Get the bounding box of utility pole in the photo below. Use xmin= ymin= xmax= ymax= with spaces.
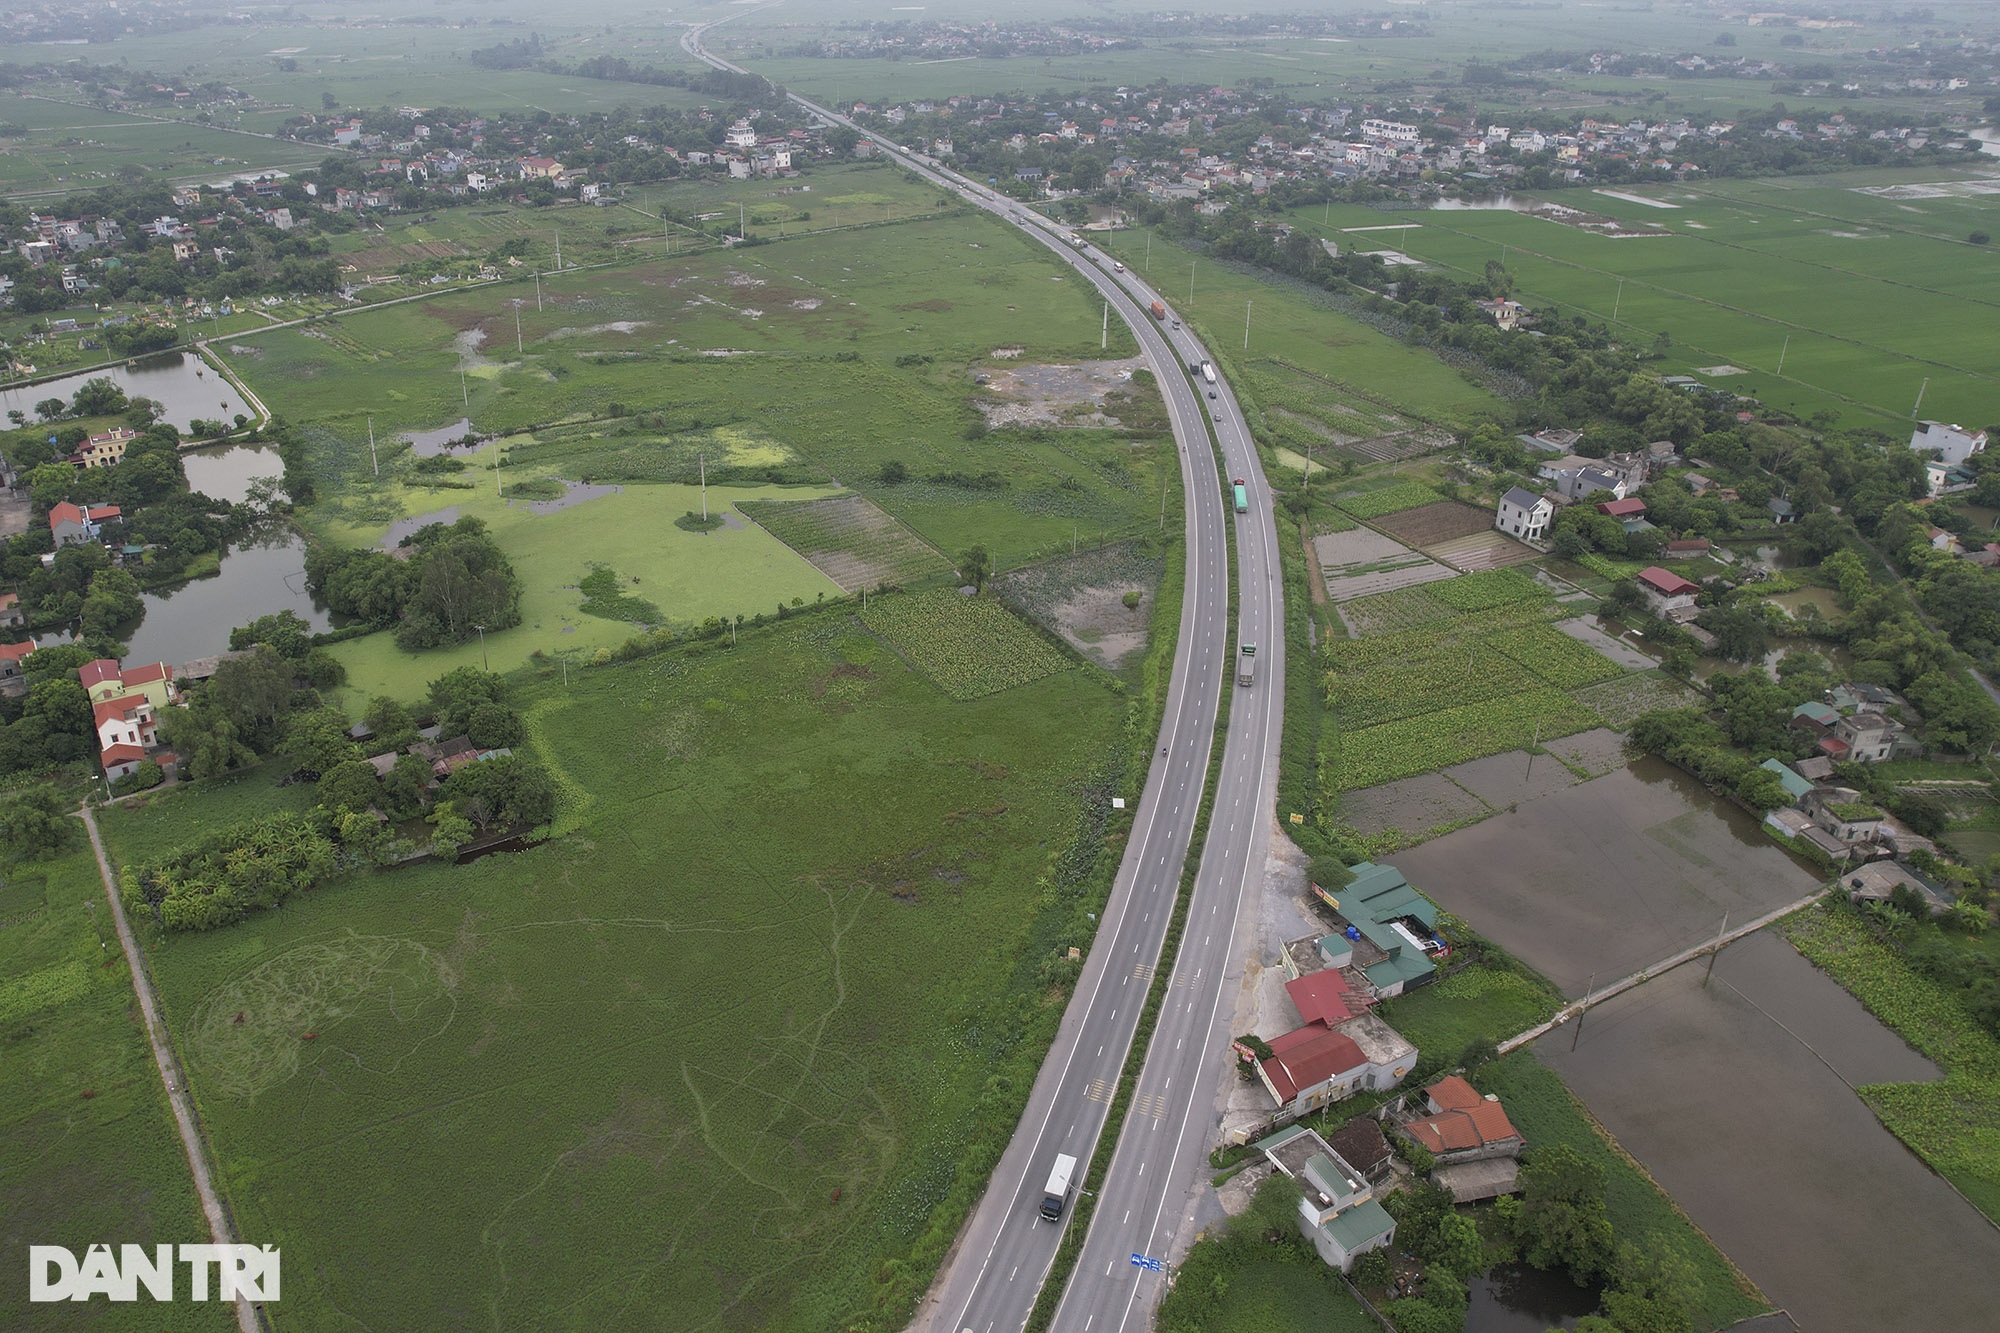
xmin=1159 ymin=469 xmax=1168 ymax=528
xmin=493 ymin=436 xmax=501 ymax=495
xmin=1101 ymin=299 xmax=1109 ymax=350
xmin=553 ymin=227 xmax=561 ymax=270
xmin=367 ymin=416 xmax=378 ymax=477
xmin=699 ymin=451 xmax=708 ymax=521
xmin=1524 ymin=717 xmax=1542 ymax=781
xmin=1144 ymin=229 xmax=1151 ymax=271
xmin=1912 ymin=376 xmax=1929 ymax=419
xmin=1777 ymin=334 xmax=1789 ymax=376
xmin=739 ymin=201 xmax=746 ymax=241
xmin=460 ymin=367 xmax=468 ymax=407
xmin=1613 ymin=278 xmax=1624 ymax=322
xmin=1571 ymin=971 xmax=1596 ymax=1051
xmin=1243 ymin=297 xmax=1252 ymax=351
xmin=513 ymin=300 xmax=523 ymax=354
xmin=535 ymin=269 xmax=543 ymax=313
xmin=474 ymin=624 xmax=488 ymax=672
xmin=1702 ymin=912 xmax=1729 ymax=988
xmin=1188 ymin=257 xmax=1195 ymax=308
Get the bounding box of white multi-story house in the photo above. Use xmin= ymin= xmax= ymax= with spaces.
xmin=1910 ymin=421 xmax=1987 ymax=467
xmin=1495 ymin=486 xmax=1553 ymax=542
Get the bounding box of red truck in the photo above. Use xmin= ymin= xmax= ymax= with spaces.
xmin=1149 ymin=300 xmax=1167 ymax=321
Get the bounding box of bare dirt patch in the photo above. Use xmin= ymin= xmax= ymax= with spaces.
xmin=1374 ymin=500 xmax=1494 ymax=549
xmin=737 ymin=493 xmax=948 ymax=592
xmin=1312 ymin=527 xmax=1456 ymax=601
xmin=974 ymin=356 xmax=1150 ymax=429
xmin=1426 ymin=529 xmax=1540 ymax=572
xmin=1338 ymin=772 xmax=1492 ymax=838
xmin=995 ymin=541 xmax=1163 ymax=676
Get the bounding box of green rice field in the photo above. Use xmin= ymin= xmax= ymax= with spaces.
xmin=100 ymin=607 xmax=1128 ymax=1332
xmin=1289 ymin=166 xmax=2000 ymax=429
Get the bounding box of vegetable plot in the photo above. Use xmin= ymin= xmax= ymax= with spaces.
xmin=862 ymin=588 xmax=1071 ymax=699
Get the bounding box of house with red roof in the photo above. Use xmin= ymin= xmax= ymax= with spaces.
xmin=1595 ymin=496 xmax=1647 ymax=519
xmin=1635 ymin=565 xmax=1699 ymax=615
xmin=0 ymin=639 xmax=34 ymax=695
xmin=48 ymin=501 xmax=122 ymax=547
xmin=1395 ymin=1074 xmax=1524 ymax=1202
xmin=78 ymin=658 xmax=176 ymax=779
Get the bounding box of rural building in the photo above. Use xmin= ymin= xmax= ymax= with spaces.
xmin=1909 ymin=421 xmax=1986 ymax=467
xmin=72 ymin=427 xmax=137 ymax=469
xmin=1256 ymin=1124 xmax=1398 ymax=1273
xmin=1804 ymin=787 xmax=1892 ymax=846
xmin=1843 ymin=862 xmax=1954 ymax=916
xmin=1663 ymin=537 xmax=1712 ymax=560
xmin=1764 ymin=806 xmax=1854 ymax=862
xmin=1327 ymin=1116 xmax=1395 ymax=1184
xmin=1494 ymin=487 xmax=1553 ymax=542
xmin=0 ymin=591 xmax=22 ymax=628
xmin=1476 ymin=298 xmax=1525 ymax=329
xmin=1595 ymin=496 xmax=1647 ymax=520
xmin=48 ymin=501 xmax=122 ymax=547
xmin=1767 ymin=497 xmax=1798 ymax=524
xmin=1310 ymin=861 xmax=1446 ymax=998
xmin=1635 ymin=566 xmax=1699 ymax=615
xmin=78 ymin=658 xmax=176 ymax=778
xmin=0 ymin=640 xmax=34 ymax=694
xmin=1926 ymin=459 xmax=1977 ymax=498
xmin=1515 ymin=427 xmax=1582 ymax=454
xmin=1395 ymin=1075 xmax=1525 ymax=1203
xmin=1758 ymin=758 xmax=1813 ymax=806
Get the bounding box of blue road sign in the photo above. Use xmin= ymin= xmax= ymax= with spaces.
xmin=1129 ymin=1253 xmax=1165 ymax=1273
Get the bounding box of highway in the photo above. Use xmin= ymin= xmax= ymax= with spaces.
xmin=684 ymin=19 xmax=1286 ymax=1332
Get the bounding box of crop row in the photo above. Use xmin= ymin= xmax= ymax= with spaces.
xmin=1333 ymin=688 xmax=1602 ymax=790
xmin=1427 ymin=566 xmax=1550 ymax=612
xmin=860 ymin=588 xmax=1071 ymax=700
xmin=1488 ymin=623 xmax=1625 ymax=689
xmin=1334 ymin=480 xmax=1444 ymax=521
xmin=1324 ymin=643 xmax=1539 ymax=729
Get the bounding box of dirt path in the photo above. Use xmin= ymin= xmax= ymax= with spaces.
xmin=79 ymin=806 xmax=263 ymax=1333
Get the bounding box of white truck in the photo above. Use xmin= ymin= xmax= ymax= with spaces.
xmin=1040 ymin=1153 xmax=1078 ymax=1221
xmin=1237 ymin=642 xmax=1256 ymax=687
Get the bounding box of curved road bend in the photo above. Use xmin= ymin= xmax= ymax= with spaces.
xmin=685 ymin=20 xmax=1286 ymax=1333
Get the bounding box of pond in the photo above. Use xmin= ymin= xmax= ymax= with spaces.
xmin=401 ymin=417 xmax=479 ymax=458
xmin=118 ymin=528 xmax=341 ymax=669
xmin=1 ymin=351 xmax=252 ymax=434
xmin=181 ymin=441 xmax=285 ymax=506
xmin=1465 ymin=1263 xmax=1598 ymax=1333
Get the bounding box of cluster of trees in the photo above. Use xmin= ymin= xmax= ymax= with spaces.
xmin=157 ymin=638 xmax=345 ymax=781
xmin=0 ymin=182 xmax=341 ymax=312
xmin=124 ymin=811 xmax=336 ymax=932
xmin=303 ymin=517 xmax=522 ymax=649
xmin=1377 ymin=1144 xmax=1706 ymax=1333
xmin=294 ymin=667 xmax=552 ymax=863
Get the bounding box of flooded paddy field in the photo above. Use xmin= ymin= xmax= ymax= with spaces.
xmin=1391 ymin=758 xmax=1818 ymax=994
xmin=1539 ymin=931 xmax=2000 ymax=1333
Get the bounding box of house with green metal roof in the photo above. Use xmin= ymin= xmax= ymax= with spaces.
xmin=1309 ymin=861 xmax=1443 ymax=998
xmin=1252 ymin=1123 xmax=1398 ymax=1273
xmin=1758 ymin=758 xmax=1812 ymax=806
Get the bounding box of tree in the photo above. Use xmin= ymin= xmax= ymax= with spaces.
xmin=428 ymin=667 xmax=508 ymax=735
xmin=464 ymin=700 xmax=526 ymax=750
xmin=230 ymin=610 xmax=313 ymax=657
xmin=428 ymin=800 xmax=475 ymax=858
xmin=318 ymin=759 xmax=384 ymax=816
xmin=158 ymin=710 xmax=255 ymax=780
xmin=35 ymin=397 xmax=67 ymax=422
xmin=362 ymin=695 xmax=417 ymax=752
xmin=959 ymin=544 xmax=991 ymax=595
xmin=69 ymin=376 xmax=128 ymax=417
xmin=0 ymin=788 xmax=76 ymax=860
xmin=283 ymin=707 xmax=362 ymax=778
xmin=1510 ymin=1143 xmax=1615 ymax=1283
xmin=202 ymin=646 xmax=300 ymax=751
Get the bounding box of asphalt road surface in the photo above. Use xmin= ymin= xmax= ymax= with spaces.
xmin=684 ymin=22 xmax=1286 ymax=1332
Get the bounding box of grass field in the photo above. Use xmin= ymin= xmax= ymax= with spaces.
xmin=99 ymin=607 xmax=1128 ymax=1332
xmin=320 ymin=479 xmax=845 ymax=704
xmin=0 ymin=93 xmax=323 ymax=194
xmin=0 ymin=844 xmax=229 ymax=1330
xmin=1093 ymin=230 xmax=1504 ymax=431
xmin=1782 ymin=903 xmax=2000 ymax=1223
xmin=1287 ymin=166 xmax=2000 ymax=429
